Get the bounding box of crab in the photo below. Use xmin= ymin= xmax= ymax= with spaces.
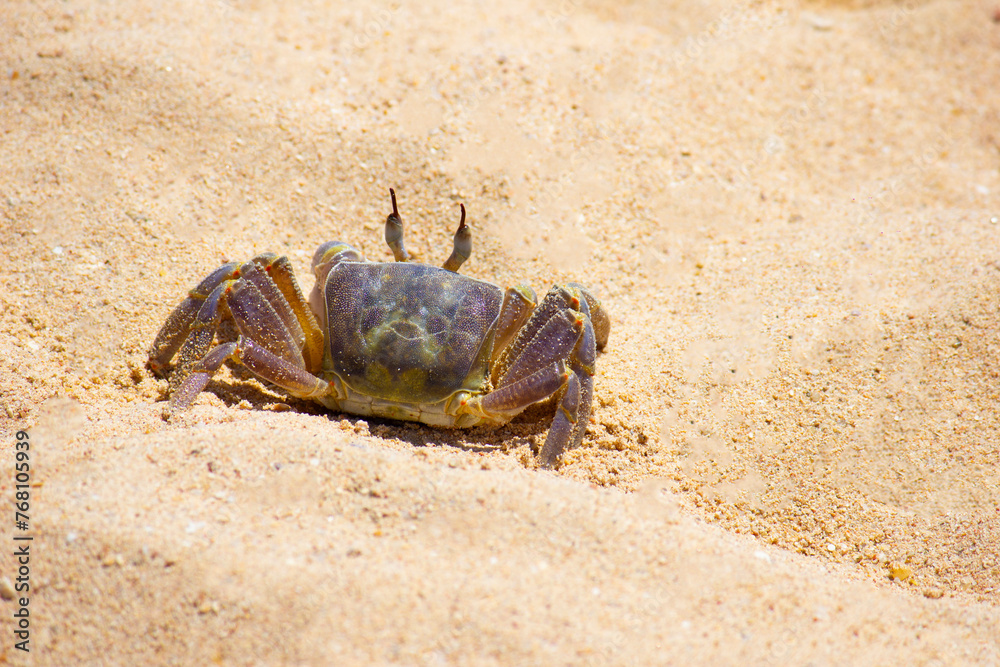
xmin=148 ymin=189 xmax=610 ymax=467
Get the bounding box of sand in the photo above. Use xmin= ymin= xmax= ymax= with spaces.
xmin=1 ymin=0 xmax=999 ymax=663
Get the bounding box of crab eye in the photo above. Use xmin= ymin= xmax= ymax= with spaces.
xmin=311 ymin=241 xmax=342 ymax=271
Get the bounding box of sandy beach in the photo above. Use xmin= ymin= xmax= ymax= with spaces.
xmin=1 ymin=0 xmax=999 ymax=663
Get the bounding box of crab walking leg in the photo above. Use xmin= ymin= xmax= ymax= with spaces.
xmin=464 ymin=361 xmax=570 ymax=418
xmin=567 ymin=364 xmax=594 ymax=454
xmin=538 ymin=371 xmax=581 ymax=467
xmin=240 ymin=256 xmax=307 ymax=351
xmin=493 ymin=285 xmax=578 ymax=383
xmin=490 ymin=286 xmax=537 ymax=364
xmin=169 ymin=338 xmax=334 ymax=412
xmin=166 ymin=267 xmax=313 ymax=395
xmin=442 ymin=204 xmax=472 ymax=273
xmin=255 ymin=254 xmax=325 ymax=373
xmin=148 ymin=262 xmax=241 ymax=373
xmin=568 ymin=282 xmax=611 ymax=351
xmin=498 ymin=309 xmax=584 ymax=387
xmin=168 ymin=341 xmax=238 ymax=410
xmin=566 ymin=296 xmax=598 ymax=452
xmin=168 ymin=279 xmax=232 ymax=392
xmin=384 ymin=188 xmax=410 ymax=262
xmin=536 ymin=298 xmax=597 ymax=466
xmin=225 ymin=279 xmax=304 ymax=368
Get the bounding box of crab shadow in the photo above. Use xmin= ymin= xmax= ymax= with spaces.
xmin=172 ymin=370 xmax=553 ymax=458
xmin=359 ymin=403 xmax=556 ymax=457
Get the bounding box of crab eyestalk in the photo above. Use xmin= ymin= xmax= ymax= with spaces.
xmin=384 ymin=188 xmax=410 ymax=262
xmin=442 ymin=203 xmax=472 ymax=273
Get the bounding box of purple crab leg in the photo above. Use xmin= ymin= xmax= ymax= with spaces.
xmin=164 ymin=257 xmax=335 ymax=411
xmin=535 ymin=315 xmax=595 ymax=467
xmin=168 ymin=265 xmax=305 ymax=388
xmin=169 ymin=338 xmax=331 ymax=412
xmin=565 ymin=296 xmax=597 ymax=453
xmin=496 ymin=309 xmax=584 ymax=387
xmin=536 ymin=301 xmax=596 ymax=466
xmin=478 ymin=361 xmax=569 ymax=416
xmin=493 ymin=285 xmax=577 ymax=384
xmin=491 ymin=286 xmax=537 ymax=364
xmin=169 ymin=341 xmax=238 ymax=410
xmin=148 ymin=261 xmax=240 ymax=374
xmin=538 ymin=371 xmax=581 ymax=467
xmin=486 ymin=284 xmax=604 ymax=467
xmin=568 ymin=282 xmax=610 ymax=351
xmin=226 ymin=279 xmax=304 ymax=368
xmin=256 ymin=254 xmax=325 ymax=373
xmin=168 ymin=279 xmax=232 ymax=391
xmin=241 ymin=256 xmax=306 ymax=351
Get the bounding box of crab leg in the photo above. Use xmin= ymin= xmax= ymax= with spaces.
xmin=476 ymin=361 xmax=569 ymax=415
xmin=169 ymin=341 xmax=238 ymax=410
xmin=562 ymin=295 xmax=598 ymax=457
xmin=542 ymin=293 xmax=598 ymax=464
xmin=148 ymin=262 xmax=241 ymax=374
xmin=568 ymin=282 xmax=611 ymax=351
xmin=493 ymin=285 xmax=576 ymax=384
xmin=491 ymin=286 xmax=537 ymax=363
xmin=486 ymin=284 xmax=603 ymax=467
xmin=169 ymin=337 xmax=333 ymax=412
xmin=241 ymin=256 xmax=307 ymax=352
xmin=531 ymin=301 xmax=596 ymax=467
xmin=442 ymin=203 xmax=472 ymax=272
xmin=255 ymin=254 xmax=325 ymax=373
xmin=226 ymin=279 xmax=304 ymax=368
xmin=165 ymin=271 xmax=336 ymax=411
xmin=154 ymin=257 xmax=319 ymax=401
xmin=493 ymin=285 xmax=586 ymax=382
xmin=538 ymin=371 xmax=581 ymax=466
xmin=168 ymin=279 xmax=232 ymax=392
xmin=496 ymin=309 xmax=584 ymax=387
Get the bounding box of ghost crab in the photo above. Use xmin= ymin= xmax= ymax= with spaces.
xmin=148 ymin=189 xmax=610 ymax=467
